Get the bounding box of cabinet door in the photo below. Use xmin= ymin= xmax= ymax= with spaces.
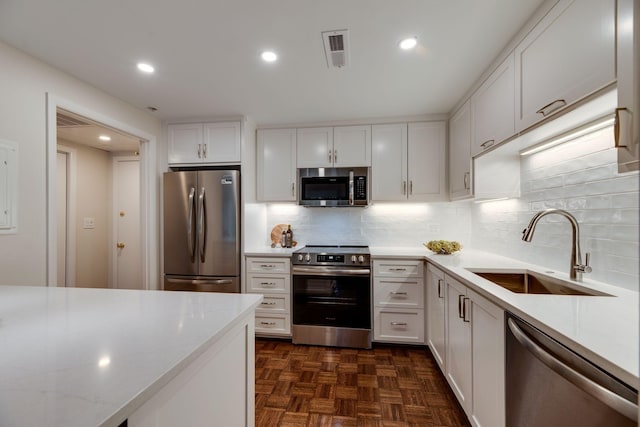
xmin=449 ymin=101 xmax=472 ymax=200
xmin=445 ymin=276 xmax=472 ymax=417
xmin=371 ymin=124 xmax=407 ymax=201
xmin=426 ymin=264 xmax=446 ymax=371
xmin=257 ymin=129 xmax=297 ymax=201
xmin=168 ymin=123 xmax=203 ymax=164
xmin=203 ymin=122 xmax=241 ymax=163
xmin=407 ymin=121 xmax=447 ymax=201
xmin=514 ymin=0 xmax=615 ymax=131
xmin=469 ymin=289 xmax=505 ymax=427
xmin=471 ymin=53 xmax=515 ymax=156
xmin=296 ymin=127 xmax=333 ymax=167
xmin=333 ymin=125 xmax=371 ymax=166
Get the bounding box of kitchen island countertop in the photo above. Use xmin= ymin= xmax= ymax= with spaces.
xmin=0 ymin=285 xmax=262 ymax=427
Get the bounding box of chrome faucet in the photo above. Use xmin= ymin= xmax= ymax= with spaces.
xmin=522 ymin=209 xmax=592 ymax=281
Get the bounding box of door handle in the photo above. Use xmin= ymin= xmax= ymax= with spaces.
xmin=463 ymin=172 xmax=470 ymax=190
xmin=437 ymin=279 xmax=443 ymax=298
xmin=197 ymin=187 xmax=206 ymax=262
xmin=536 ymin=99 xmax=566 ymax=117
xmin=458 ymin=294 xmax=465 ymax=318
xmin=116 ymin=242 xmax=125 ymax=249
xmin=187 ymin=187 xmax=196 ymax=260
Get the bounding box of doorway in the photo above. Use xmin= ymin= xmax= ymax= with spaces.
xmin=46 ymin=93 xmax=158 ymax=290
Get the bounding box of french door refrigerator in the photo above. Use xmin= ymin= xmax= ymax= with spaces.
xmin=163 ymin=170 xmax=240 ymax=293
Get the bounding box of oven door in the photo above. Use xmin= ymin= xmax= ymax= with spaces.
xmin=292 ymin=269 xmax=371 ymax=329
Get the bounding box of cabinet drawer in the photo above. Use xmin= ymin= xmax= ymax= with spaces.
xmin=255 ymin=294 xmax=290 ymax=314
xmin=255 ymin=314 xmax=291 ymax=336
xmin=373 ymin=259 xmax=423 ymax=278
xmin=374 ymin=308 xmax=425 ymax=344
xmin=246 ymin=274 xmax=289 ymax=293
xmin=246 ymin=257 xmax=290 ymax=274
xmin=374 ymin=277 xmax=424 ymax=309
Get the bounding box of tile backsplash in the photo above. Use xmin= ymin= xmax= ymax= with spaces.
xmin=471 ymin=127 xmax=639 ymax=290
xmin=250 ymin=126 xmax=638 ymax=291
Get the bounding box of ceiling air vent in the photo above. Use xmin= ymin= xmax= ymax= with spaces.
xmin=322 ymin=29 xmax=350 ymax=68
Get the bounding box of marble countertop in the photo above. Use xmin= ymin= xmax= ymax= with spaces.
xmin=0 ymin=286 xmax=262 ymax=427
xmin=370 ymin=245 xmax=639 ymax=387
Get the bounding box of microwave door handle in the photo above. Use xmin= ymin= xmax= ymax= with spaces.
xmin=349 ymin=171 xmax=354 ymax=205
xmin=187 ymin=187 xmax=196 ymax=260
xmin=197 ymin=187 xmax=206 ymax=262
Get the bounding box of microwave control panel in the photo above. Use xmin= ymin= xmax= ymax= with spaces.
xmin=354 ymin=176 xmax=367 ymax=200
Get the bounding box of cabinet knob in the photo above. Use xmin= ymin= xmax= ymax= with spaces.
xmin=116 ymin=242 xmax=125 ymax=249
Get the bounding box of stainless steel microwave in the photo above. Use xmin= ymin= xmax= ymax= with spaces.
xmin=298 ymin=167 xmax=369 ymax=207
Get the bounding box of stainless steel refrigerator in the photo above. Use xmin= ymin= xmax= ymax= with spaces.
xmin=163 ymin=170 xmax=240 ymax=292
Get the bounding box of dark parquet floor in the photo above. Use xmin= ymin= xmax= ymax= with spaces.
xmin=255 ymin=339 xmax=470 ymax=427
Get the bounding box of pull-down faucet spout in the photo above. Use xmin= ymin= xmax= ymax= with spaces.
xmin=522 ymin=209 xmax=592 ymax=281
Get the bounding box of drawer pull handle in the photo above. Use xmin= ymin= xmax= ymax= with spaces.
xmin=260 ymin=264 xmax=276 ymax=268
xmin=390 ymin=321 xmax=408 ymax=326
xmin=260 ymin=282 xmax=276 ymax=287
xmin=536 ymin=99 xmax=566 ymax=117
xmin=390 ymin=291 xmax=408 ymax=296
xmin=261 ymin=302 xmax=277 ymax=306
xmin=389 ymin=268 xmax=407 ymax=272
xmin=260 ymin=321 xmax=277 ymax=326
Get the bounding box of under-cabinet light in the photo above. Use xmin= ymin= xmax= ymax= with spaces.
xmin=473 ymin=197 xmax=510 ymax=204
xmin=520 ymin=115 xmax=615 ymax=156
xmin=98 ymin=135 xmax=111 ymax=141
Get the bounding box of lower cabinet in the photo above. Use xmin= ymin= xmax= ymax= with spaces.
xmin=373 ymin=259 xmax=425 ymax=344
xmin=245 ymin=256 xmax=291 ymax=337
xmin=444 ymin=273 xmax=505 ymax=427
xmin=426 ymin=263 xmax=446 ymax=371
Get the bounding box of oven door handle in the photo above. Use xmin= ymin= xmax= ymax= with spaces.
xmin=292 ymin=266 xmax=371 ymax=276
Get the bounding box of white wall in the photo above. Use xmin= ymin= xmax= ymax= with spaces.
xmin=471 ymin=127 xmax=639 ymax=291
xmin=0 ymin=40 xmax=161 ymax=286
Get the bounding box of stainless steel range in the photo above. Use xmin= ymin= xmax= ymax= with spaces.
xmin=291 ymin=245 xmax=371 ymax=349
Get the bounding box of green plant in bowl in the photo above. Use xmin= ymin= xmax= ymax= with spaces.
xmin=424 ymin=240 xmax=461 ymax=255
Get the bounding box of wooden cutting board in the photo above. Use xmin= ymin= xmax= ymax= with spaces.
xmin=270 ymin=224 xmax=288 ymax=245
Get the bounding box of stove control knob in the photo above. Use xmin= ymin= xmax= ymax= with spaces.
xmin=305 ymin=254 xmax=311 ymax=262
xmin=297 ymin=254 xmax=304 ymax=262
xmin=358 ymin=255 xmax=365 ymax=263
xmin=351 ymin=255 xmax=357 ymax=263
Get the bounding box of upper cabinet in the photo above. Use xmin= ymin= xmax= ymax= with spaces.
xmin=371 ymin=122 xmax=446 ymax=202
xmin=296 ymin=125 xmax=371 ymax=168
xmin=449 ymin=101 xmax=473 ymax=200
xmin=168 ymin=121 xmax=241 ymax=165
xmin=471 ymin=53 xmax=515 ymax=157
xmin=514 ymin=0 xmax=615 ymax=131
xmin=257 ymin=129 xmax=297 ymax=202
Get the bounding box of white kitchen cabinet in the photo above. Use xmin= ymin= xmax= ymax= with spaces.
xmin=616 ymin=0 xmax=640 ymax=173
xmin=296 ymin=125 xmax=371 ymax=167
xmin=449 ymin=101 xmax=473 ymax=200
xmin=426 ymin=263 xmax=446 ymax=371
xmin=373 ymin=259 xmax=425 ymax=344
xmin=0 ymin=139 xmax=17 ymax=233
xmin=371 ymin=122 xmax=446 ymax=202
xmin=245 ymin=256 xmax=291 ymax=337
xmin=168 ymin=121 xmax=241 ymax=165
xmin=256 ymin=128 xmax=297 ymax=201
xmin=471 ymin=53 xmax=515 ymax=156
xmin=514 ymin=0 xmax=615 ymax=131
xmin=445 ymin=274 xmax=505 ymax=427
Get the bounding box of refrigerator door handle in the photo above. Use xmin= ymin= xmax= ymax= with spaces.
xmin=197 ymin=187 xmax=206 ymax=262
xmin=187 ymin=187 xmax=196 ymax=260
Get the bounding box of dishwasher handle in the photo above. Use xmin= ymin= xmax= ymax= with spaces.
xmin=507 ymin=318 xmax=638 ymax=422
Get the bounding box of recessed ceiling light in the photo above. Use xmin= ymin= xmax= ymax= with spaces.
xmin=99 ymin=135 xmax=111 ymax=141
xmin=137 ymin=62 xmax=155 ymax=73
xmin=399 ymin=37 xmax=418 ymax=50
xmin=261 ymin=51 xmax=278 ymax=62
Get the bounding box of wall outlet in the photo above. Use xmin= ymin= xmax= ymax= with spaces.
xmin=83 ymin=217 xmax=96 ymax=229
xmin=429 ymin=223 xmax=441 ymax=233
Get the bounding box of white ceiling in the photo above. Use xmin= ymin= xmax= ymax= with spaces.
xmin=0 ymin=0 xmax=545 ymax=125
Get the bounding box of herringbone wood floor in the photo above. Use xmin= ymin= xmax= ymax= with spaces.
xmin=255 ymin=339 xmax=470 ymax=427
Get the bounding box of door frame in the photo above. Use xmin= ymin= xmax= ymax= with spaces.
xmin=111 ymin=155 xmax=141 ymax=289
xmin=56 ymin=145 xmax=77 ymax=287
xmin=46 ymin=93 xmax=158 ymax=290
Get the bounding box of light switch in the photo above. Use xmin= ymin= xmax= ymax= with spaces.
xmin=83 ymin=217 xmax=96 ymax=229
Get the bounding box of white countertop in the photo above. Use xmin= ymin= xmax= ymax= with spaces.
xmin=370 ymin=245 xmax=639 ymax=387
xmin=0 ymin=286 xmax=262 ymax=427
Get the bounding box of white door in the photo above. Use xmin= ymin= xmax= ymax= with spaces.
xmin=257 ymin=128 xmax=297 ymax=201
xmin=114 ymin=157 xmax=141 ymax=289
xmin=333 ymin=125 xmax=371 ymax=166
xmin=56 ymin=152 xmax=68 ymax=287
xmin=407 ymin=121 xmax=446 ymax=201
xmin=296 ymin=127 xmax=333 ymax=167
xmin=371 ymin=123 xmax=407 ymax=201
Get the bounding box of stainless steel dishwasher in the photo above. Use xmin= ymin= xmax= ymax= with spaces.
xmin=506 ymin=313 xmax=638 ymax=427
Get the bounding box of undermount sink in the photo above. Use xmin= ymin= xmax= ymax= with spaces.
xmin=467 ymin=269 xmax=611 ymax=296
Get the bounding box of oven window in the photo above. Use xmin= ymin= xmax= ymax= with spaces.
xmin=301 ymin=177 xmax=348 ymax=200
xmin=293 ymin=275 xmax=371 ymax=329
